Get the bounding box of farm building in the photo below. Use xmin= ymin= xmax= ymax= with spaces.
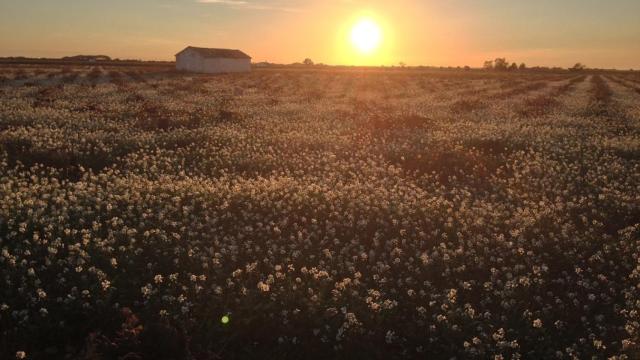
xmin=175 ymin=47 xmax=251 ymax=74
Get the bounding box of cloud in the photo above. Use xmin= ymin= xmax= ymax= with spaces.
xmin=196 ymin=0 xmax=304 ymax=13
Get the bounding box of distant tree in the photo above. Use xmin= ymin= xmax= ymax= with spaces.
xmin=303 ymin=58 xmax=314 ymax=66
xmin=569 ymin=62 xmax=586 ymax=72
xmin=519 ymin=63 xmax=526 ymax=70
xmin=509 ymin=62 xmax=518 ymax=71
xmin=399 ymin=62 xmax=406 ymax=68
xmin=483 ymin=60 xmax=494 ymax=70
xmin=464 ymin=65 xmax=471 ymax=71
xmin=494 ymin=58 xmax=509 ymax=71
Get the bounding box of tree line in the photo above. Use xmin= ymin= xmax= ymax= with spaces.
xmin=483 ymin=58 xmax=587 ymax=72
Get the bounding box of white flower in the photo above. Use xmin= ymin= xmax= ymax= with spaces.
xmin=36 ymin=289 xmax=47 ymax=299
xmin=257 ymin=281 xmax=270 ymax=292
xmin=101 ymin=280 xmax=111 ymax=290
xmin=533 ymin=319 xmax=543 ymax=328
xmin=141 ymin=284 xmax=153 ymax=298
xmin=385 ymin=330 xmax=395 ymax=344
xmin=593 ymin=339 xmax=604 ymax=349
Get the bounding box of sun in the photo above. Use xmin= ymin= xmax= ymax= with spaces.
xmin=350 ymin=18 xmax=382 ymax=54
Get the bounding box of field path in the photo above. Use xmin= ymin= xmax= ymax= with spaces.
xmin=561 ymin=75 xmax=593 ymax=115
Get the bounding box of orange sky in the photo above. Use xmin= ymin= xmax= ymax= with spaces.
xmin=1 ymin=0 xmax=639 ymax=69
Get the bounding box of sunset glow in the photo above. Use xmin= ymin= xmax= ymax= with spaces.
xmin=0 ymin=1 xmax=639 ymax=68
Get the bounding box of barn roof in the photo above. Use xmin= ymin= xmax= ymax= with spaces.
xmin=176 ymin=47 xmax=251 ymax=59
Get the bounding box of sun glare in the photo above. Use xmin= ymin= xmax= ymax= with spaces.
xmin=350 ymin=19 xmax=382 ymax=54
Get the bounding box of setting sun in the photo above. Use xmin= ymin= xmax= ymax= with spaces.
xmin=350 ymin=18 xmax=381 ymax=54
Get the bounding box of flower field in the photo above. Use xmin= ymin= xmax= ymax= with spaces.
xmin=1 ymin=65 xmax=639 ymax=359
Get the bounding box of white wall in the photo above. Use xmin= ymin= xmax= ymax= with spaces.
xmin=202 ymin=58 xmax=251 ymax=73
xmin=176 ymin=50 xmax=203 ymax=71
xmin=176 ymin=50 xmax=250 ymax=73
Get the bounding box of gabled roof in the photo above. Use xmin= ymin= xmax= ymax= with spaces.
xmin=176 ymin=46 xmax=251 ymax=59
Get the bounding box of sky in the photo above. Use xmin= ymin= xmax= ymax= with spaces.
xmin=1 ymin=0 xmax=639 ymax=69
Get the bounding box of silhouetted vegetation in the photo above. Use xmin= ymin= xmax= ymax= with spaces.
xmin=570 ymin=63 xmax=587 ymax=72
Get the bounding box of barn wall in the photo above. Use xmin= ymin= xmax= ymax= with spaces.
xmin=176 ymin=50 xmax=206 ymax=72
xmin=201 ymin=58 xmax=251 ymax=73
xmin=176 ymin=51 xmax=250 ymax=73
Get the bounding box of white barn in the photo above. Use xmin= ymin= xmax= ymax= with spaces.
xmin=175 ymin=47 xmax=251 ymax=74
